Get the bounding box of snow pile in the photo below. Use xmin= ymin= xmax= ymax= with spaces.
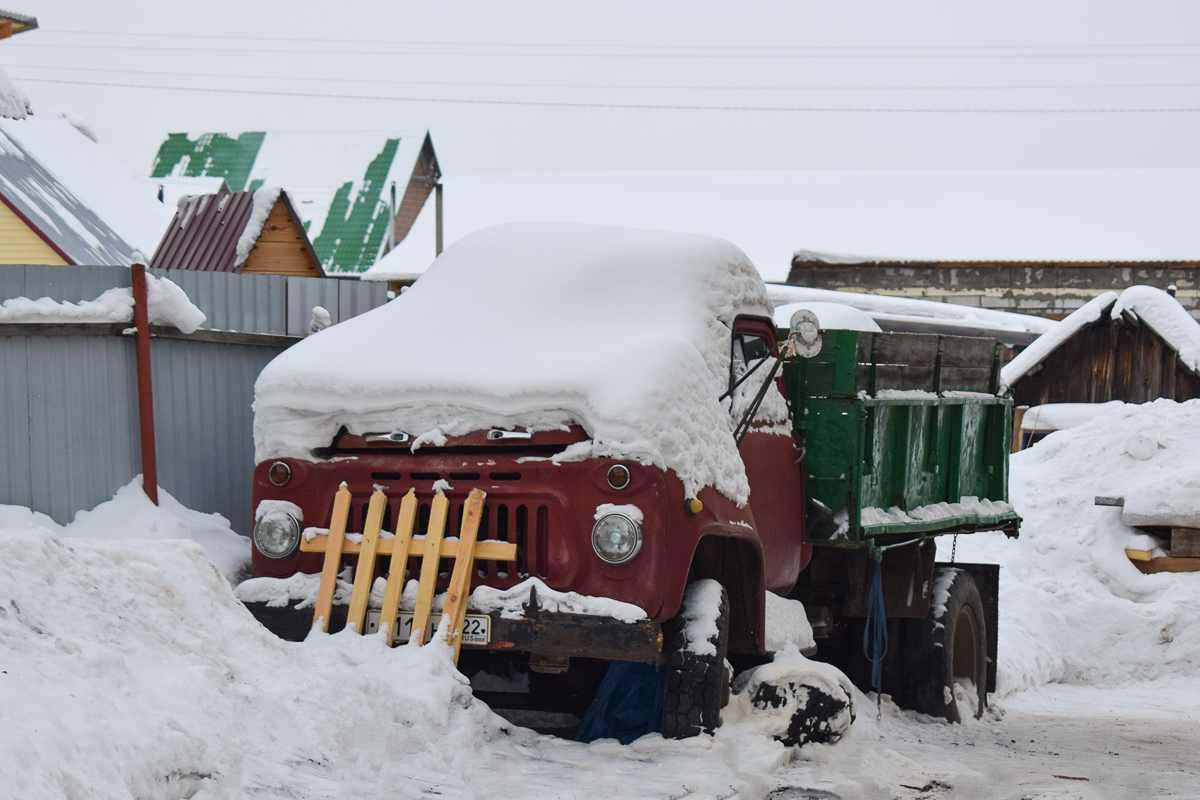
xmin=234 ymin=185 xmax=282 ymax=267
xmin=1 ymin=519 xmax=801 ymax=798
xmin=0 ymin=273 xmax=206 ymax=334
xmin=0 ymin=64 xmax=30 ymax=120
xmin=940 ymin=399 xmax=1200 ymax=695
xmin=254 ymin=222 xmax=787 ymax=504
xmin=772 ymin=300 xmax=881 ymax=332
xmin=1020 ymin=400 xmax=1125 ymax=432
xmin=57 ymin=476 xmax=249 ymax=582
xmin=765 ymin=591 xmax=816 ymax=653
xmin=1112 ymin=285 xmax=1200 ymax=374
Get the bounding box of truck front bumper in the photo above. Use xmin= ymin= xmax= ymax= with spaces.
xmin=242 ymin=601 xmax=664 ymax=663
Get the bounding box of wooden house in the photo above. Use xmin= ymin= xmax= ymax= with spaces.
xmin=1002 ymin=286 xmax=1200 ymax=408
xmin=150 ymin=189 xmax=324 ymax=277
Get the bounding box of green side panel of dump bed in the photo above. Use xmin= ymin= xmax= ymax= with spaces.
xmin=783 ymin=329 xmax=1018 ymax=547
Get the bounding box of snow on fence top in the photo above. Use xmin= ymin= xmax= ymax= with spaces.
xmin=1001 ymin=286 xmax=1200 ymax=390
xmin=253 ymin=222 xmax=781 ymax=504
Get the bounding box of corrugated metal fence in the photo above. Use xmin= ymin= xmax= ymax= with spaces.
xmin=0 ymin=264 xmax=389 ymax=534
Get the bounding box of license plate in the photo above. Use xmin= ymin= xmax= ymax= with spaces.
xmin=366 ymin=609 xmax=491 ymax=645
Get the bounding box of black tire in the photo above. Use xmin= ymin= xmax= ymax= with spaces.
xmin=901 ymin=567 xmax=987 ymax=722
xmin=660 ymin=580 xmax=730 ymax=739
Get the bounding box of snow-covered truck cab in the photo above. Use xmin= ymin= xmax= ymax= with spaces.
xmin=241 ymin=222 xmax=811 ymax=739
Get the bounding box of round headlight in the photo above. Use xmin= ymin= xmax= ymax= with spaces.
xmin=254 ymin=511 xmax=300 ymax=559
xmin=606 ymin=464 xmax=631 ymax=490
xmin=268 ymin=461 xmax=292 ymax=487
xmin=591 ymin=513 xmax=643 ymax=564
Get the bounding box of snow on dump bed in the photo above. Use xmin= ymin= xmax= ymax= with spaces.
xmin=254 ymin=222 xmax=784 ymax=504
xmin=940 ymin=399 xmax=1200 ymax=696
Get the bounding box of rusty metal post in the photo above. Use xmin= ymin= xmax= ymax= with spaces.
xmin=435 ymin=182 xmax=443 ymax=256
xmin=131 ymin=261 xmax=159 ymax=505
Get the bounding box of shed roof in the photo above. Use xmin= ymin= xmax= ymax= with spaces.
xmin=148 ymin=129 xmax=438 ymax=274
xmin=150 ymin=188 xmax=321 ymax=275
xmin=1001 ymin=286 xmax=1200 ymax=390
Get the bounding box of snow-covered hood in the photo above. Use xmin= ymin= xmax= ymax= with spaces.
xmin=253 ymin=222 xmax=778 ymax=503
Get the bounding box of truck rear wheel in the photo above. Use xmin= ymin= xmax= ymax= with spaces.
xmin=902 ymin=567 xmax=987 ymax=722
xmin=660 ymin=579 xmax=730 ymax=739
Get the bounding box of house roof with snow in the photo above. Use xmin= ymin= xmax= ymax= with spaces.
xmin=150 ymin=188 xmax=323 ymax=277
xmin=148 ymin=130 xmax=439 ymax=275
xmin=1001 ymin=286 xmax=1200 ymax=405
xmin=0 ymin=126 xmax=138 ymax=265
xmin=0 ymin=110 xmax=175 ymax=264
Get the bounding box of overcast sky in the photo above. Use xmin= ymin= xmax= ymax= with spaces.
xmin=4 ymin=2 xmax=1200 ymax=177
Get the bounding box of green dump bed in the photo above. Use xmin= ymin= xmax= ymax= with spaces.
xmin=783 ymin=329 xmax=1020 ymax=547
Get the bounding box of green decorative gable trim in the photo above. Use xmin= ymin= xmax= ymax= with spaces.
xmin=150 ymin=132 xmax=265 ymax=193
xmin=312 ymin=139 xmax=398 ymax=273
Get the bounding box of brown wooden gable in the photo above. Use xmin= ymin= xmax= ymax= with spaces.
xmin=391 ymin=132 xmax=440 ymax=247
xmin=241 ymin=194 xmax=323 ymax=277
xmin=1012 ymin=310 xmax=1200 ymax=406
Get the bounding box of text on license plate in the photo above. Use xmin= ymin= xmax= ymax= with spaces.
xmin=365 ymin=609 xmax=490 ymax=645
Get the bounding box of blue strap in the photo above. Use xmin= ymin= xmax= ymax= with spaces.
xmin=862 ymin=552 xmax=887 ymax=713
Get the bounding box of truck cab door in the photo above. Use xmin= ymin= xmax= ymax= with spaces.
xmin=730 ymin=316 xmax=809 ymax=591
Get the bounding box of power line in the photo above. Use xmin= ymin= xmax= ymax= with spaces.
xmin=39 ymin=28 xmax=1200 ymax=51
xmin=14 ymin=76 xmax=1200 ymax=113
xmin=9 ymin=41 xmax=1200 ymax=59
xmin=9 ymin=63 xmax=1200 ymax=92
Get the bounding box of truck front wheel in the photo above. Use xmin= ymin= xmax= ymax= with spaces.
xmin=901 ymin=567 xmax=987 ymax=722
xmin=660 ymin=579 xmax=730 ymax=738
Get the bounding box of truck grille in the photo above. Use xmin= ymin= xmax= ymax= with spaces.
xmin=349 ymin=495 xmax=551 ymax=587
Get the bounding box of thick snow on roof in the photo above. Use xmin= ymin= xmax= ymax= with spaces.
xmin=254 ymin=222 xmax=779 ymax=503
xmin=366 ymin=169 xmax=1200 ymax=283
xmin=1000 ymin=292 xmax=1118 ymax=390
xmin=0 ymin=64 xmax=29 ymax=120
xmin=768 ymin=285 xmax=1053 ymax=336
xmin=772 ymin=301 xmax=880 ymax=332
xmin=0 ymin=108 xmax=174 ymax=258
xmin=1001 ymin=286 xmax=1200 ymax=390
xmin=1112 ymin=285 xmax=1200 ymax=375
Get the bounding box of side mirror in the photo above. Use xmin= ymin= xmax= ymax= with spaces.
xmin=784 ymin=308 xmax=822 ymax=359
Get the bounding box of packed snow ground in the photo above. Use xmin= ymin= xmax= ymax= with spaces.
xmin=3 ymin=402 xmax=1199 ymax=798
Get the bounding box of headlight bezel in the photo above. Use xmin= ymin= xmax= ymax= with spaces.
xmin=254 ymin=511 xmax=301 ymax=559
xmin=591 ymin=513 xmax=643 ymax=565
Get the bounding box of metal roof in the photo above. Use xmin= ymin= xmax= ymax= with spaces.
xmin=0 ymin=9 xmax=37 ymax=34
xmin=148 ymin=130 xmax=437 ymax=274
xmin=0 ymin=128 xmax=137 ymax=265
xmin=150 ymin=189 xmax=321 ymax=274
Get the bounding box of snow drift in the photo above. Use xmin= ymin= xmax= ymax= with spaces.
xmin=253 ymin=222 xmax=788 ymax=504
xmin=941 ymin=399 xmax=1200 ymax=695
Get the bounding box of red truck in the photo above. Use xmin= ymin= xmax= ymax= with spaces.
xmin=240 ymin=222 xmax=1016 ymax=741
